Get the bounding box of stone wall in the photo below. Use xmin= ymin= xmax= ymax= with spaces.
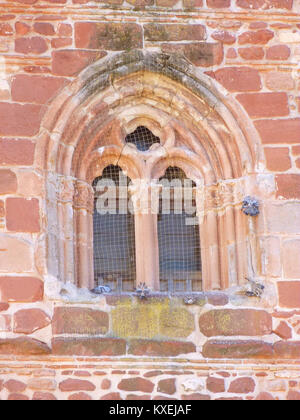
xmin=0 ymin=0 xmax=299 ymax=400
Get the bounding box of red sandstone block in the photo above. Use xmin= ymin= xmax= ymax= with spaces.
xmin=58 ymin=23 xmax=72 ymax=37
xmin=162 ymin=43 xmax=224 ymax=67
xmin=144 ymin=24 xmax=206 ymax=42
xmin=237 ymin=0 xmax=293 ymax=9
xmin=0 ymin=277 xmax=43 ymax=302
xmin=33 ymin=392 xmax=57 ymax=400
xmin=52 ymin=306 xmax=109 ymax=335
xmin=15 ymin=37 xmax=48 ymax=54
xmin=292 ymin=146 xmax=300 ymax=156
xmin=51 ymin=38 xmax=72 ymax=49
xmin=255 ymin=392 xmax=275 ymax=400
xmin=15 ymin=22 xmax=31 ymax=35
xmin=283 ymin=240 xmax=300 ymax=279
xmin=8 ymin=393 xmax=29 ymax=400
xmin=52 ymin=50 xmax=105 ymax=76
xmin=4 ymin=380 xmax=26 ymax=393
xmin=238 ymin=47 xmax=264 ymax=60
xmin=183 ymin=0 xmax=203 ymax=6
xmin=13 ymin=309 xmax=51 ymax=334
xmin=59 ymin=379 xmax=96 ymax=392
xmin=287 ymin=391 xmax=300 ymax=400
xmin=266 ymin=45 xmax=291 ymax=60
xmin=237 ymin=92 xmax=289 ymax=118
xmin=0 ymin=23 xmax=13 ymax=36
xmin=278 ymin=282 xmax=300 ymax=308
xmin=202 ymin=340 xmax=274 ymax=358
xmin=264 ymin=147 xmax=292 ymax=172
xmin=157 ymin=378 xmax=176 ymax=395
xmin=68 ymin=393 xmax=92 ymax=400
xmin=199 ymin=309 xmax=272 ymax=337
xmin=212 ymin=30 xmax=236 ymax=44
xmin=238 ymin=29 xmax=274 ymax=45
xmin=0 ymin=337 xmax=50 ymax=355
xmin=0 ymin=170 xmax=17 ymax=195
xmin=128 ymin=339 xmax=196 ymax=356
xmin=276 ymin=174 xmax=300 ymax=199
xmin=6 ymin=198 xmax=40 ymax=233
xmin=12 ymin=75 xmax=67 ymax=105
xmin=0 ymin=103 xmax=43 ymax=137
xmin=228 ymin=377 xmax=256 ymax=394
xmin=52 ymin=337 xmax=126 ymax=356
xmin=274 ymin=321 xmax=292 ymax=340
xmin=207 ymin=0 xmax=230 ymax=7
xmin=212 ymin=67 xmax=262 ymax=92
xmin=274 ymin=341 xmax=300 ymax=358
xmin=75 ymin=22 xmax=143 ymax=50
xmin=118 ymin=378 xmax=154 ymax=393
xmin=207 ymin=376 xmax=225 ymax=393
xmin=100 ymin=392 xmax=122 ymax=400
xmin=33 ymin=23 xmax=55 ymax=36
xmin=255 ymin=119 xmax=300 ymax=144
xmin=181 ymin=394 xmax=211 ymax=400
xmin=249 ymin=22 xmax=268 ymax=30
xmin=0 ymin=139 xmax=35 ymax=166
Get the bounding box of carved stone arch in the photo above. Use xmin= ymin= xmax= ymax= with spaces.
xmin=35 ymin=50 xmax=264 ymax=294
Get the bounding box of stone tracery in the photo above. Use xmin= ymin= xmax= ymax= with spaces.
xmin=35 ymin=50 xmax=263 ymax=294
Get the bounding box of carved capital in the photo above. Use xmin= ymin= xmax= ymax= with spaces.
xmin=74 ymin=182 xmax=94 ymax=213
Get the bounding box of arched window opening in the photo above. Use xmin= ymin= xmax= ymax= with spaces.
xmin=158 ymin=167 xmax=202 ymax=293
xmin=92 ymin=165 xmax=136 ymax=292
xmin=125 ymin=126 xmax=160 ymax=152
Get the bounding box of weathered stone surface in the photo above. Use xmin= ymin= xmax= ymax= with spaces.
xmin=255 ymin=118 xmax=300 ymax=144
xmin=112 ymin=301 xmax=194 ymax=339
xmin=13 ymin=308 xmax=51 ymax=334
xmin=52 ymin=307 xmax=109 ymax=335
xmin=228 ymin=377 xmax=256 ymax=394
xmin=157 ymin=378 xmax=176 ymax=395
xmin=159 ymin=308 xmax=195 ymax=338
xmin=211 ymin=67 xmax=262 ymax=92
xmin=276 ymin=175 xmax=300 ymax=200
xmin=75 ymin=22 xmax=143 ymax=50
xmin=181 ymin=393 xmax=211 ymax=400
xmin=118 ymin=377 xmax=154 ymax=393
xmin=0 ymin=138 xmax=35 ymax=166
xmin=68 ymin=393 xmax=92 ymax=400
xmin=59 ymin=379 xmax=95 ymax=392
xmin=32 ymin=392 xmax=57 ymax=400
xmin=0 ymin=103 xmax=43 ymax=136
xmin=199 ymin=310 xmax=272 ymax=337
xmin=202 ymin=340 xmax=274 ymax=358
xmin=12 ymin=75 xmax=67 ymax=105
xmin=4 ymin=380 xmax=26 ymax=393
xmin=27 ymin=378 xmax=56 ymax=391
xmin=144 ymin=24 xmax=206 ymax=42
xmin=128 ymin=339 xmax=196 ymax=356
xmin=52 ymin=337 xmax=126 ymax=356
xmin=206 ymin=376 xmax=225 ymax=393
xmin=274 ymin=321 xmax=292 ymax=340
xmin=278 ymin=282 xmax=300 ymax=308
xmin=6 ymin=198 xmax=40 ymax=233
xmin=0 ymin=277 xmax=43 ymax=302
xmin=0 ymin=337 xmax=50 ymax=355
xmin=52 ymin=50 xmax=105 ymax=76
xmin=0 ymin=170 xmax=17 ymax=195
xmin=274 ymin=341 xmax=300 ymax=358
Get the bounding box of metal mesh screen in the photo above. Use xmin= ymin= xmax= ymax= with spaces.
xmin=92 ymin=165 xmax=136 ymax=292
xmin=125 ymin=126 xmax=160 ymax=151
xmin=158 ymin=167 xmax=202 ymax=293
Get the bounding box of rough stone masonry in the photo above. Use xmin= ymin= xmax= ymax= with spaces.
xmin=0 ymin=0 xmax=299 ymax=401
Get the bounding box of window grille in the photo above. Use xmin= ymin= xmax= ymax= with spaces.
xmin=92 ymin=165 xmax=136 ymax=292
xmin=125 ymin=126 xmax=160 ymax=152
xmin=158 ymin=167 xmax=202 ymax=293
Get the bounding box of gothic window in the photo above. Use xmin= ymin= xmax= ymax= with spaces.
xmin=125 ymin=126 xmax=160 ymax=151
xmin=92 ymin=165 xmax=136 ymax=292
xmin=158 ymin=167 xmax=202 ymax=293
